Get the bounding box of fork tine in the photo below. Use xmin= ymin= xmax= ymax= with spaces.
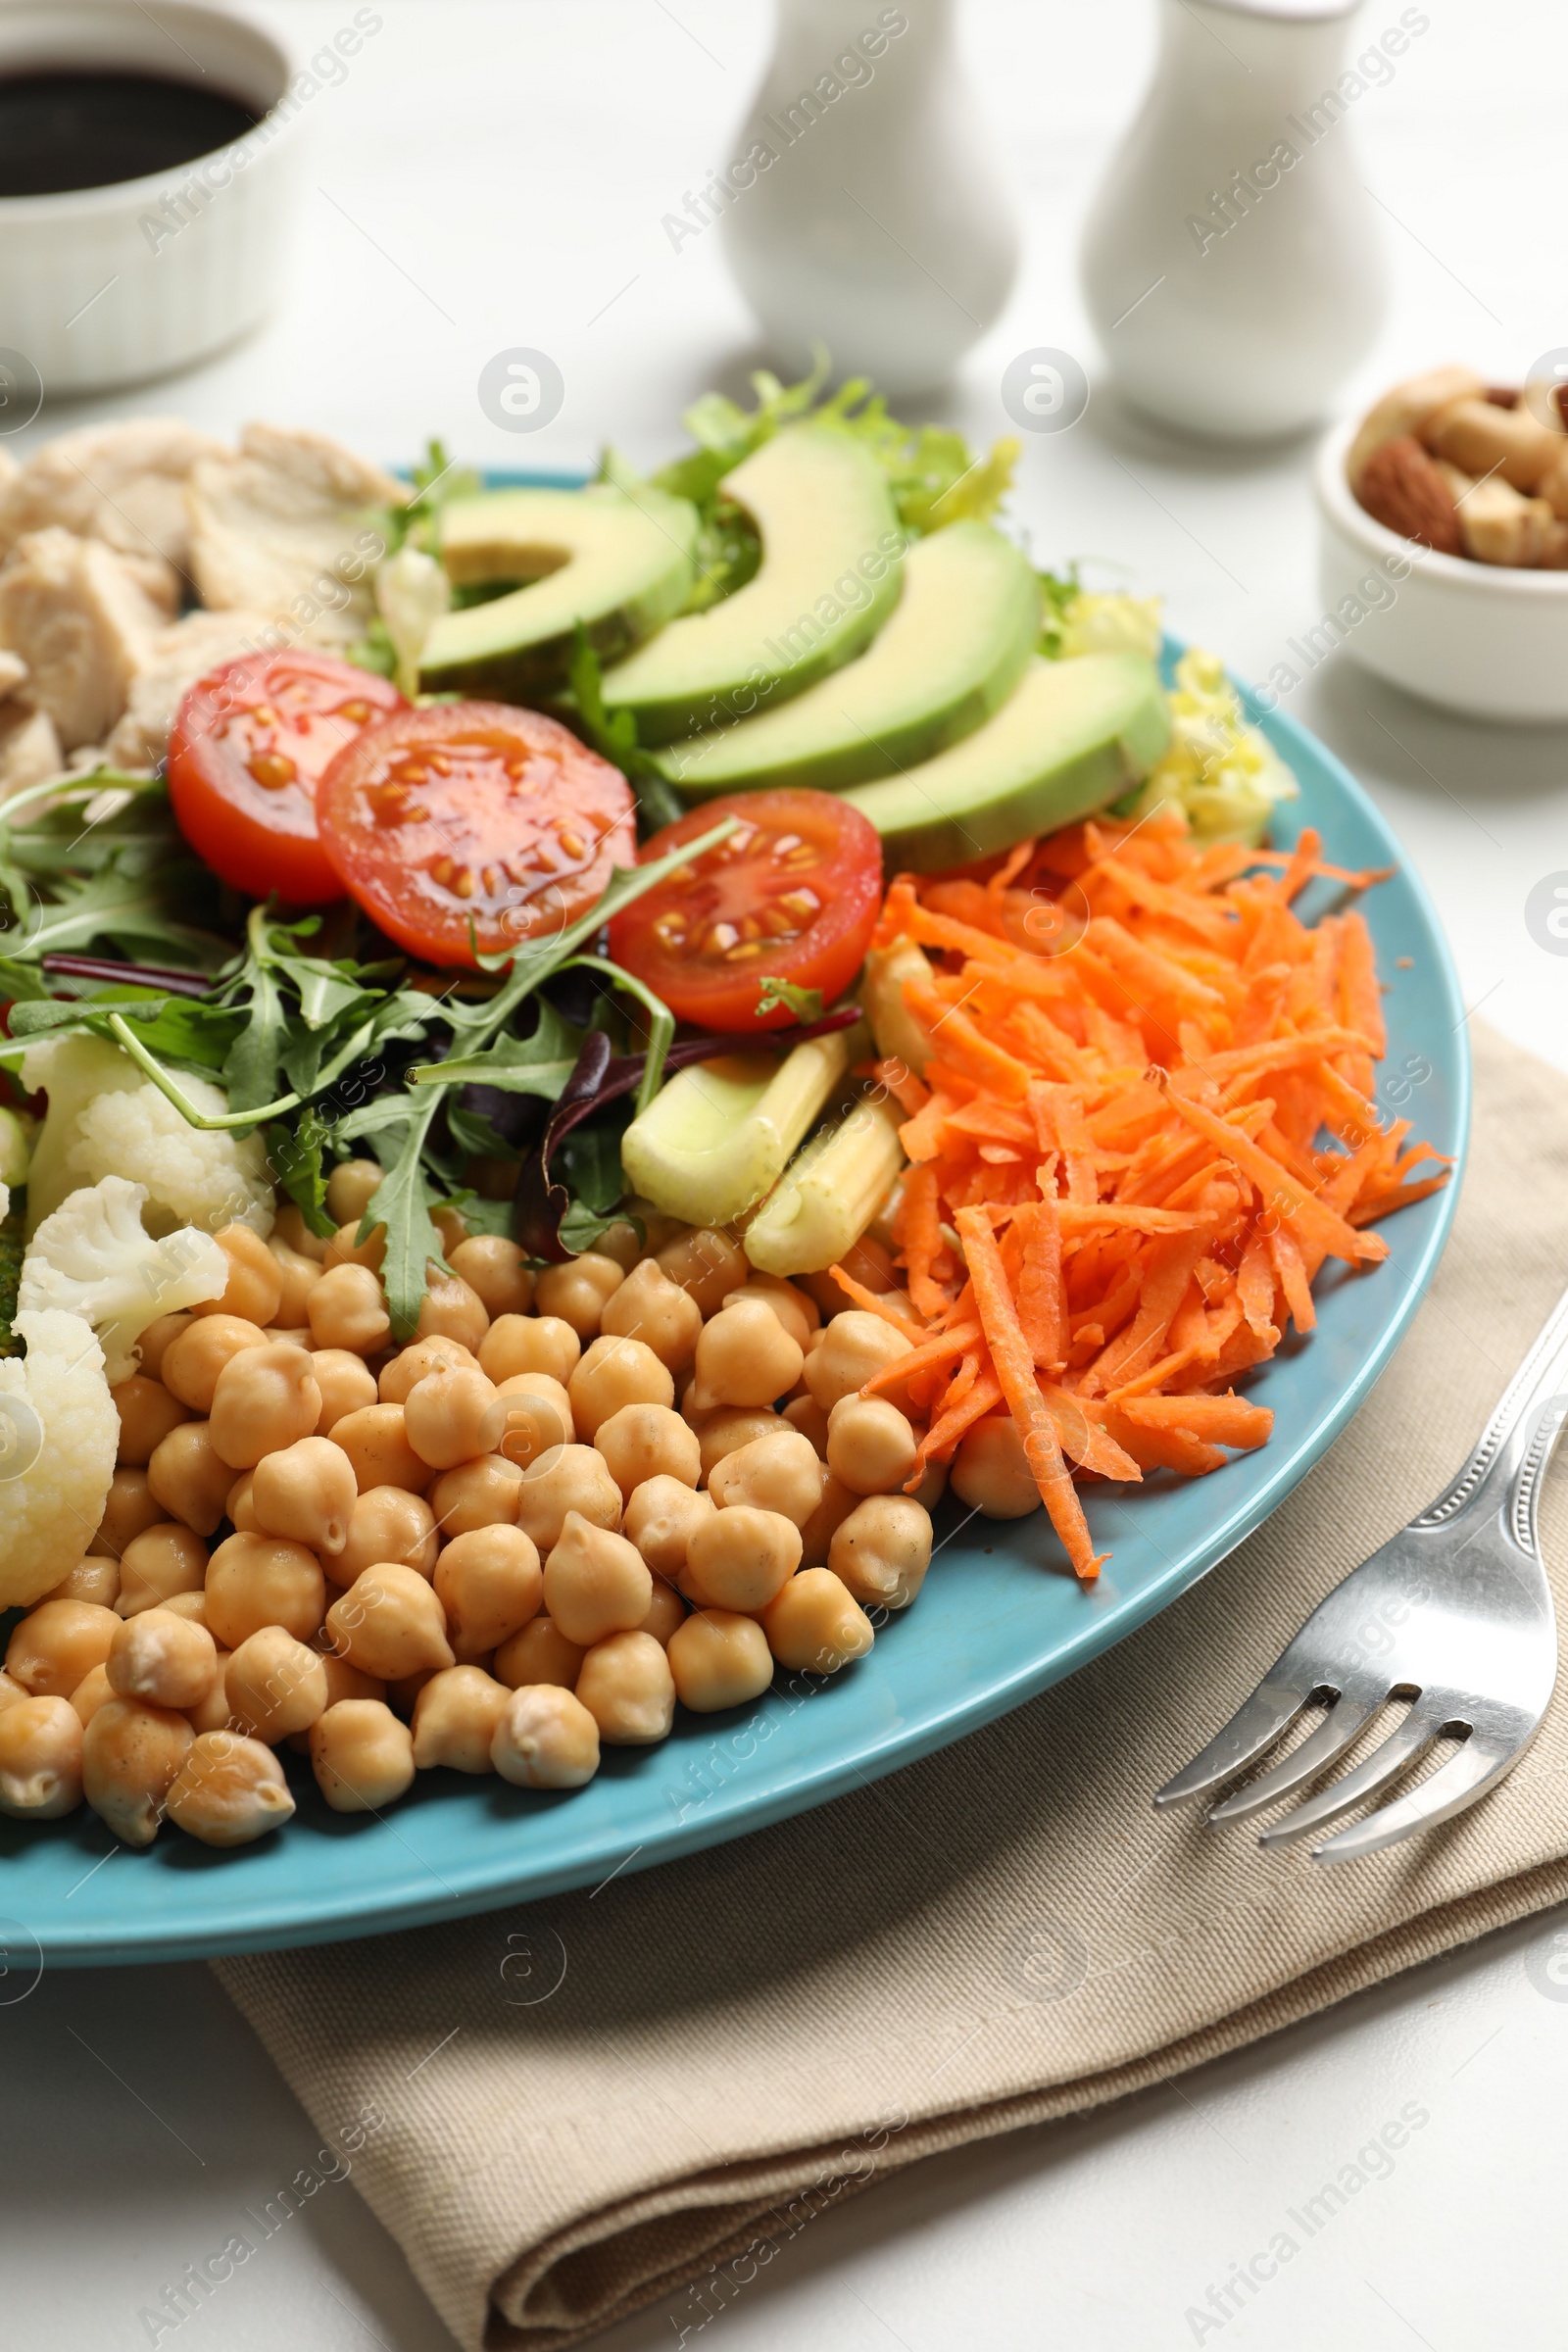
xmin=1255 ymin=1712 xmax=1439 ymax=1849
xmin=1309 ymin=1735 xmax=1514 ymax=1864
xmin=1152 ymin=1673 xmax=1316 ymax=1809
xmin=1205 ymin=1689 xmax=1385 ymax=1827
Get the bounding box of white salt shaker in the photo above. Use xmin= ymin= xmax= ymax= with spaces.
xmin=719 ymin=0 xmax=1020 ymax=397
xmin=1080 ymin=0 xmax=1399 ymax=440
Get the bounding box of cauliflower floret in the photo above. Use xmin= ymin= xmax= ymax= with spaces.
xmin=0 ymin=1307 xmax=118 ymax=1608
xmin=19 ymin=1178 xmax=227 ymax=1384
xmin=21 ymin=1034 xmax=275 ymax=1240
xmin=1058 ymin=589 xmax=1165 ymax=662
xmin=1126 ymin=648 xmax=1299 ymax=846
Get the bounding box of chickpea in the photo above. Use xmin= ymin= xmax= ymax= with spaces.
xmin=411 ymin=1664 xmax=509 ymax=1773
xmin=224 ymin=1626 xmax=328 ymax=1740
xmin=308 ymin=1263 xmax=391 ymax=1355
xmin=147 ymin=1422 xmax=233 ymax=1535
xmin=829 ymin=1495 xmax=933 ymax=1611
xmin=708 ymin=1430 xmax=825 ymax=1528
xmin=593 ymin=1219 xmax=644 ymax=1274
xmin=108 ymin=1607 xmax=218 ymax=1710
xmin=951 ymin=1415 xmax=1042 ymax=1519
xmin=185 ymin=1654 xmax=235 ymax=1736
xmin=225 ymin=1471 xmax=259 ymax=1533
xmin=310 ymin=1698 xmax=415 ymax=1811
xmin=427 ymin=1453 xmax=524 ymax=1538
xmin=575 ymin=1630 xmax=674 ymax=1745
xmin=684 ymin=1506 xmax=801 ymax=1614
xmin=514 ymin=1444 xmax=621 ymax=1555
xmin=322 ymin=1216 xmax=386 ymax=1275
xmin=491 ymin=1681 xmax=602 ymax=1787
xmin=414 ymin=1271 xmax=486 ymax=1353
xmin=69 ymin=1662 xmax=117 ymax=1729
xmin=118 ymin=1523 xmax=209 ymax=1616
xmin=324 ymin=1563 xmax=454 ymax=1681
xmin=0 ymin=1670 xmax=26 ymax=1714
xmin=532 ymin=1253 xmax=623 ymax=1342
xmin=804 ymin=1311 xmax=914 ymax=1413
xmin=622 ymin=1477 xmax=714 ymax=1583
xmin=94 ymin=1468 xmax=164 ymax=1560
xmin=7 ymin=1599 xmax=120 ymax=1698
xmin=434 ymin=1525 xmax=542 ymax=1660
xmin=911 ymin=1455 xmax=949 ymax=1513
xmin=330 ymin=1401 xmax=427 ymax=1494
xmin=760 ymin=1568 xmax=874 ymax=1674
xmin=210 ymin=1343 xmax=322 ymax=1472
xmin=720 ymin=1280 xmax=815 ymax=1351
xmin=184 ymin=1223 xmax=283 ymax=1327
xmin=568 ymin=1334 xmax=674 ymax=1444
xmin=161 ymin=1314 xmax=269 ymax=1413
xmin=667 ymin=1609 xmax=774 ymax=1713
xmin=491 ymin=1376 xmax=574 ymax=1469
xmin=317 ymin=1653 xmax=386 ymax=1709
xmin=81 ymin=1696 xmax=193 ymax=1845
xmin=826 ymin=1396 xmax=919 ymax=1497
xmin=272 ymin=1202 xmax=328 ymax=1263
xmin=162 ymin=1588 xmax=211 ymax=1625
xmin=492 ymin=1616 xmax=585 ymax=1691
xmin=593 ymin=1401 xmax=700 ymax=1501
xmin=797 ymin=1472 xmax=860 ymax=1570
xmin=251 ymin=1436 xmax=359 ymax=1557
xmin=799 ymin=1233 xmax=901 ymax=1321
xmin=448 ymin=1236 xmax=533 ymax=1319
xmin=337 ymin=1486 xmax=440 ymax=1584
xmin=542 ymin=1511 xmax=651 ymax=1645
xmin=324 ymin=1157 xmax=383 ymax=1229
xmin=599 ymin=1258 xmax=703 ymax=1375
xmin=136 ymin=1310 xmax=192 ymax=1380
xmin=690 ymin=1298 xmax=803 ymax=1413
xmin=782 ymin=1394 xmax=832 ymax=1457
xmin=164 ymin=1729 xmax=294 ymax=1845
xmin=479 ymin=1313 xmax=579 ymax=1389
xmin=636 ymin=1577 xmax=688 ymax=1646
xmin=266 ymin=1323 xmax=314 ymax=1349
xmin=111 ymin=1373 xmax=189 ymax=1467
xmin=699 ymin=1409 xmax=785 ymax=1485
xmin=43 ymin=1555 xmax=121 ymax=1610
xmin=377 ymin=1335 xmax=477 ymax=1405
xmin=205 ymin=1533 xmax=325 ymax=1648
xmin=656 ymin=1226 xmax=748 ymax=1320
xmin=269 ymin=1234 xmax=323 ymax=1325
xmin=311 ymin=1348 xmax=378 ymax=1437
xmin=0 ymin=1695 xmax=84 ymax=1818
xmin=404 ymin=1364 xmax=503 ymax=1471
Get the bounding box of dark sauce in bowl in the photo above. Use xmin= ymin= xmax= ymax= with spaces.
xmin=0 ymin=71 xmax=261 ymax=199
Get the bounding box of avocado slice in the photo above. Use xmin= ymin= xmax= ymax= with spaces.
xmin=416 ymin=482 xmax=699 ymax=700
xmin=655 ymin=521 xmax=1040 ymax=797
xmin=842 ymin=654 xmax=1172 ymax=872
xmin=598 ymin=425 xmax=905 ymax=746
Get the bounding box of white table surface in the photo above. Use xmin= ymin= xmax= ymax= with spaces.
xmin=7 ymin=1 xmax=1568 ymax=2344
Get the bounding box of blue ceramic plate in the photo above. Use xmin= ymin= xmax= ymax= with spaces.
xmin=3 ymin=635 xmax=1467 ymax=1965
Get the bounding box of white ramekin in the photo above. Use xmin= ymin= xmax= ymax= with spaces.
xmin=0 ymin=1 xmax=303 ymax=399
xmin=1314 ymin=417 xmax=1568 ymax=725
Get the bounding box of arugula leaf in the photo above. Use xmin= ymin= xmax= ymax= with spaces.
xmin=755 ymin=976 xmax=824 ymax=1024
xmin=361 ymin=1092 xmax=449 ymax=1341
xmin=565 ymin=630 xmax=684 ymax=833
xmin=411 ymin=995 xmax=584 ymax=1097
xmin=266 ymin=1108 xmax=336 ymax=1240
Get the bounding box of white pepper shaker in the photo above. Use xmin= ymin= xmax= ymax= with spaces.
xmin=1080 ymin=0 xmax=1399 ymax=440
xmin=719 ymin=0 xmax=1020 ymax=397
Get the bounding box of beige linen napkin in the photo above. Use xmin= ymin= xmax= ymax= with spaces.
xmin=217 ymin=1020 xmax=1568 ymax=2352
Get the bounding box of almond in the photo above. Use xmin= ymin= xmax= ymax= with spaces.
xmin=1354 ymin=435 xmax=1462 ymax=555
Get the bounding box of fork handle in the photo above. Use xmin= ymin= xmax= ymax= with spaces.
xmin=1415 ymin=1276 xmax=1568 ymax=1547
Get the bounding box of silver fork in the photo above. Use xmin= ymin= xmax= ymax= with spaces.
xmin=1153 ymin=1284 xmax=1565 ymax=1861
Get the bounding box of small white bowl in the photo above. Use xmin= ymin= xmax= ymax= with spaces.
xmin=1314 ymin=417 xmax=1568 ymax=724
xmin=0 ymin=1 xmax=302 ymax=400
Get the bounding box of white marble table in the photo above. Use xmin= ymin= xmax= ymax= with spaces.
xmin=7 ymin=2 xmax=1568 ymax=2343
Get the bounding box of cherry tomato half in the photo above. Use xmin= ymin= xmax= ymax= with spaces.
xmin=168 ymin=649 xmax=406 ymax=905
xmin=316 ymin=702 xmax=636 ymax=968
xmin=608 ymin=789 xmax=883 ymax=1031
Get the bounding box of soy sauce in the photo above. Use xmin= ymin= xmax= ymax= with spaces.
xmin=0 ymin=71 xmax=260 ymax=199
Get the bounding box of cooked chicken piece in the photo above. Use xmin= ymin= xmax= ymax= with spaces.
xmin=0 ymin=419 xmax=227 ymax=609
xmin=0 ymin=702 xmax=63 ymax=802
xmin=105 ymin=606 xmax=275 ymax=769
xmin=0 ymin=648 xmax=26 ymax=700
xmin=0 ymin=528 xmax=167 ymax=752
xmin=186 ymin=422 xmax=404 ymax=650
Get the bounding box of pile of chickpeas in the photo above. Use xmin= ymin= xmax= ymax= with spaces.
xmin=0 ymin=1160 xmax=946 ymax=1850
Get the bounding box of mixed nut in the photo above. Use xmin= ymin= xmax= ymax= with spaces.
xmin=1348 ymin=364 xmax=1568 ymax=567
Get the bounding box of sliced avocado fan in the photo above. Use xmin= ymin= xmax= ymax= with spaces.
xmin=597 ymin=424 xmax=905 ymax=746
xmin=416 ymin=481 xmax=699 ymax=700
xmin=842 ymin=653 xmax=1172 ymax=872
xmin=655 ymin=521 xmax=1040 ymax=798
